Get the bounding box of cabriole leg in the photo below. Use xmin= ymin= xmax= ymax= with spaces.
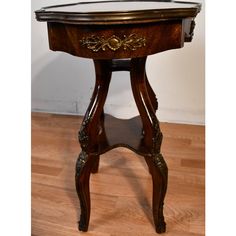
xmin=130 ymin=57 xmax=168 ymax=233
xmin=76 ymin=60 xmax=111 ymax=231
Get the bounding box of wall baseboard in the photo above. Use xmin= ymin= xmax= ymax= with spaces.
xmin=32 ymin=100 xmax=77 ymax=114
xmin=32 ymin=100 xmax=205 ymax=125
xmin=158 ymin=107 xmax=205 ymax=125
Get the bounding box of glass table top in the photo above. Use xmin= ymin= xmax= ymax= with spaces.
xmin=43 ymin=1 xmax=198 ymax=13
xmin=35 ymin=0 xmax=201 ymax=24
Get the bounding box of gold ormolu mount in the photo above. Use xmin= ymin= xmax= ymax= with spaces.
xmin=80 ymin=34 xmax=146 ymax=52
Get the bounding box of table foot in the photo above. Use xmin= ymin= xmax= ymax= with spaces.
xmin=78 ymin=219 xmax=88 ymax=232
xmin=156 ymin=221 xmax=166 ymax=234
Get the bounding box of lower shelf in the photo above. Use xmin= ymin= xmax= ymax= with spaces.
xmin=98 ymin=114 xmax=149 ymax=155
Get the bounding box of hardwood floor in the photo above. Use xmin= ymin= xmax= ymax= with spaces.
xmin=32 ymin=112 xmax=205 ymax=236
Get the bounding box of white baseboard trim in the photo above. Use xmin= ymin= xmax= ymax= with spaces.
xmin=32 ymin=100 xmax=78 ymax=114
xmin=32 ymin=100 xmax=205 ymax=125
xmin=157 ymin=107 xmax=205 ymax=125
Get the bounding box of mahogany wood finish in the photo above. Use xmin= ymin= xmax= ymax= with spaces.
xmin=46 ymin=20 xmax=184 ymax=59
xmin=35 ymin=0 xmax=201 ymax=234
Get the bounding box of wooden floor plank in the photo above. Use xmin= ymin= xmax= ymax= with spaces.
xmin=32 ymin=112 xmax=205 ymax=236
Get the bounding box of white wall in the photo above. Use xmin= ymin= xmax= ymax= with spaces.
xmin=32 ymin=0 xmax=205 ymax=125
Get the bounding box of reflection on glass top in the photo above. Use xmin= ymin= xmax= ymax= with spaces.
xmin=44 ymin=1 xmax=198 ymax=13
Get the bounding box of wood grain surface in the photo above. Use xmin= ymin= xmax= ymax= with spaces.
xmin=32 ymin=112 xmax=205 ymax=236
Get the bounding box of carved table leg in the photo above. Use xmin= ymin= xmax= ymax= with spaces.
xmin=130 ymin=57 xmax=154 ymax=148
xmin=76 ymin=59 xmax=111 ymax=231
xmin=144 ymin=73 xmax=159 ymax=173
xmin=145 ymin=72 xmax=158 ymax=112
xmin=91 ymin=110 xmax=105 ymax=173
xmin=130 ymin=57 xmax=168 ymax=233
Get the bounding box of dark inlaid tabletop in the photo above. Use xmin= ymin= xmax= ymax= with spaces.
xmin=35 ymin=0 xmax=201 ymax=25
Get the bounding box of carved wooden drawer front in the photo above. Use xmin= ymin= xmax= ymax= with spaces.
xmin=47 ymin=20 xmax=184 ymax=59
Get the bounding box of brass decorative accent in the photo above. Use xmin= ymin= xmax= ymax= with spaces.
xmin=152 ymin=153 xmax=167 ymax=172
xmin=80 ymin=34 xmax=146 ymax=52
xmin=149 ymin=113 xmax=163 ymax=153
xmin=78 ymin=118 xmax=90 ymax=150
xmin=75 ymin=151 xmax=89 ymax=177
xmin=185 ymin=19 xmax=196 ymax=42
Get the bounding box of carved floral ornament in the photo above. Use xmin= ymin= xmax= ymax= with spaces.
xmin=80 ymin=34 xmax=146 ymax=52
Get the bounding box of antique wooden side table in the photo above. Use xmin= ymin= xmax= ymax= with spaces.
xmin=35 ymin=0 xmax=201 ymax=233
